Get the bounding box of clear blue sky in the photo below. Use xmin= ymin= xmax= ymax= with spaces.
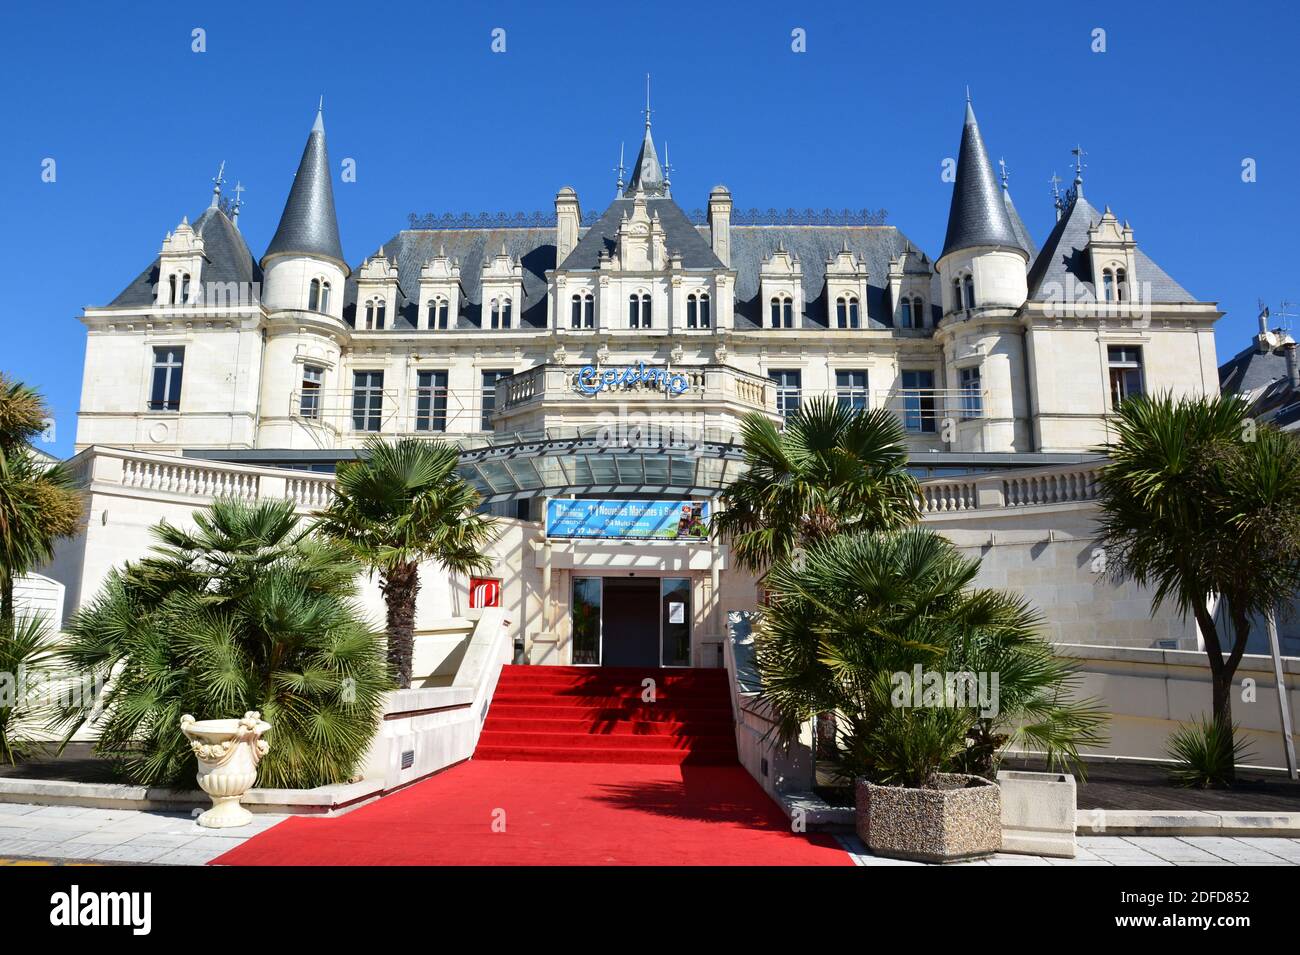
xmin=2 ymin=0 xmax=1296 ymax=456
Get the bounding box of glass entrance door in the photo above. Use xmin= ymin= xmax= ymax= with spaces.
xmin=572 ymin=577 xmax=601 ymax=665
xmin=660 ymin=577 xmax=691 ymax=667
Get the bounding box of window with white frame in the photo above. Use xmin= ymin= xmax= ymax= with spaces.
xmin=687 ymin=291 xmax=710 ymax=329
xmin=900 ymin=369 xmax=937 ymax=433
xmin=1107 ymin=345 xmax=1144 ymax=407
xmin=363 ymin=298 xmax=386 ymax=330
xmin=415 ymin=369 xmax=448 ymax=432
xmin=629 ymin=292 xmax=652 ymax=329
xmin=571 ymin=292 xmax=593 ymax=329
xmin=835 ymin=370 xmax=868 ymax=409
xmin=299 ymin=364 xmax=323 ymax=419
xmin=352 ymin=370 xmax=384 ymax=432
xmin=770 ymin=294 xmax=794 ymax=328
xmin=481 ymin=369 xmax=511 ymax=430
xmin=959 ymin=365 xmax=982 ymax=419
xmin=836 ymin=294 xmax=860 ymax=329
xmin=428 ymin=297 xmax=450 ymax=329
xmin=149 ymin=346 xmax=185 ymax=411
xmin=490 ymin=298 xmax=512 ymax=329
xmin=769 ymin=369 xmax=802 ymax=417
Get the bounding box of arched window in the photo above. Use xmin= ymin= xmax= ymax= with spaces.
xmin=320 ymin=281 xmax=331 ymax=313
xmin=309 ymin=278 xmax=321 ymax=311
xmin=951 ymin=278 xmax=962 ymax=312
xmin=364 ymin=298 xmax=386 ymax=330
xmin=911 ymin=296 xmax=924 ymax=327
xmin=629 ymin=292 xmax=652 ymax=328
xmin=900 ymin=297 xmax=912 ymax=328
xmin=1102 ymin=269 xmax=1115 ymax=302
xmin=168 ymin=274 xmax=178 ymax=305
xmin=491 ymin=298 xmax=512 ymax=329
xmin=770 ymin=295 xmax=793 ymax=329
xmin=1115 ymin=268 xmax=1127 ymax=302
xmin=962 ymin=275 xmax=975 ymax=310
xmin=571 ymin=292 xmax=593 ymax=329
xmin=837 ymin=294 xmax=860 ymax=329
xmin=428 ymin=297 xmax=449 ymax=329
xmin=686 ymin=291 xmax=711 ymax=329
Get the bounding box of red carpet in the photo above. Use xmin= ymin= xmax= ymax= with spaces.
xmin=210 ymin=760 xmax=850 ymax=866
xmin=213 ymin=665 xmax=847 ymax=865
xmin=474 ymin=666 xmax=739 ymax=764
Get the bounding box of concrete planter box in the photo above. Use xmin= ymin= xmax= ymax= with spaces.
xmin=856 ymin=773 xmax=1001 ymax=863
xmin=997 ymin=769 xmax=1077 ymax=858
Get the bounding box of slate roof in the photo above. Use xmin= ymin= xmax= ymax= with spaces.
xmin=562 ymin=196 xmax=722 ymax=271
xmin=263 ymin=111 xmax=346 ymax=269
xmin=1003 ymin=188 xmax=1037 ymax=259
xmin=714 ymin=225 xmax=941 ymax=329
xmin=940 ymin=102 xmax=1024 ymax=259
xmin=626 ymin=125 xmax=667 ymax=196
xmin=348 ymin=228 xmax=556 ymax=329
xmin=1219 ymin=337 xmax=1300 ymax=430
xmin=1025 ymin=195 xmax=1194 ymax=304
xmin=109 ymin=205 xmax=261 ymax=307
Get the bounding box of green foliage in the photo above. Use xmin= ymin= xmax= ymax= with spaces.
xmin=57 ymin=498 xmax=390 ymax=789
xmin=0 ymin=373 xmax=84 ymax=633
xmin=1166 ymin=717 xmax=1254 ymax=789
xmin=755 ymin=528 xmax=1108 ymax=786
xmin=314 ymin=437 xmax=498 ymax=688
xmin=713 ymin=397 xmax=920 ymax=573
xmin=0 ymin=614 xmax=59 ymax=765
xmin=1096 ymin=392 xmax=1300 ymax=781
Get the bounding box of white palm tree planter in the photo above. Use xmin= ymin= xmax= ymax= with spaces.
xmin=180 ymin=712 xmax=271 ymax=829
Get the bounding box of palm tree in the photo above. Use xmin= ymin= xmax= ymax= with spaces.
xmin=57 ymin=498 xmax=390 ymax=788
xmin=714 ymin=398 xmax=920 ymax=573
xmin=0 ymin=374 xmax=82 ymax=633
xmin=755 ymin=528 xmax=1106 ymax=785
xmin=0 ymin=613 xmax=59 ymax=765
xmin=314 ymin=437 xmax=498 ymax=688
xmin=715 ymin=397 xmax=920 ymax=760
xmin=1095 ymin=392 xmax=1300 ymax=782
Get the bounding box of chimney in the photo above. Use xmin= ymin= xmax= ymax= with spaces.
xmin=1285 ymin=341 xmax=1299 ymax=390
xmin=708 ymin=185 xmax=732 ymax=267
xmin=1257 ymin=305 xmax=1272 ymax=353
xmin=554 ymin=187 xmax=581 ymax=265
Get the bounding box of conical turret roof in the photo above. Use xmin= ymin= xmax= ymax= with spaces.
xmin=263 ymin=109 xmax=346 ymax=269
xmin=940 ymin=100 xmax=1023 ymax=260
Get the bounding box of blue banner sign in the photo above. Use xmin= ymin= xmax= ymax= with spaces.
xmin=575 ymin=363 xmax=690 ymax=396
xmin=546 ymin=499 xmax=710 ymax=540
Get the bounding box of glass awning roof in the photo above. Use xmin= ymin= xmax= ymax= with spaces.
xmin=456 ymin=427 xmax=749 ymax=503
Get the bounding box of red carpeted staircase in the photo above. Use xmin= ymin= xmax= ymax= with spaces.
xmin=475 ymin=665 xmax=738 ymax=765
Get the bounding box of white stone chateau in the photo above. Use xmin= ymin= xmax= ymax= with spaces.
xmin=76 ymin=99 xmax=1219 ymax=464
xmin=56 ymin=97 xmax=1227 ymax=677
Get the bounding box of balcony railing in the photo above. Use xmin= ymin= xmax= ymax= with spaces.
xmin=916 ymin=461 xmax=1104 ymax=515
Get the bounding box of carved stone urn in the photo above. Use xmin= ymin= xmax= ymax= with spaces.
xmin=180 ymin=711 xmax=271 ymax=829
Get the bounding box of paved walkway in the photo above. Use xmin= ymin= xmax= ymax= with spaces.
xmin=2 ymin=799 xmax=1298 ymax=866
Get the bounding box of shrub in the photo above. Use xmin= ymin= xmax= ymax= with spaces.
xmin=1166 ymin=717 xmax=1254 ymax=789
xmin=57 ymin=498 xmax=391 ymax=789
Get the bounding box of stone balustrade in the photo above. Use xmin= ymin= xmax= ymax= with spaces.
xmin=918 ymin=460 xmax=1105 ymax=516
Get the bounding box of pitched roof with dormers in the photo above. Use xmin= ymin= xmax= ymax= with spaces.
xmin=109 ymin=205 xmax=261 ymax=307
xmin=1025 ymin=195 xmax=1194 ymax=304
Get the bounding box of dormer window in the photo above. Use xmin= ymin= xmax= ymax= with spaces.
xmin=1102 ymin=269 xmax=1115 ymax=302
xmin=629 ymin=292 xmax=652 ymax=329
xmin=1116 ymin=268 xmax=1127 ymax=302
xmin=168 ymin=272 xmax=191 ymax=306
xmin=363 ymin=298 xmax=386 ymax=330
xmin=491 ymin=298 xmax=513 ymax=329
xmin=687 ymin=292 xmax=710 ymax=329
xmin=836 ymin=294 xmax=860 ymax=329
xmin=900 ymin=295 xmax=924 ymax=328
xmin=428 ymin=297 xmax=450 ymax=329
xmin=571 ymin=292 xmax=594 ymax=329
xmin=911 ymin=296 xmax=924 ymax=327
xmin=770 ymin=295 xmax=794 ymax=329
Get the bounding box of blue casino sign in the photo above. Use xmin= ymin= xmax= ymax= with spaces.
xmin=575 ymin=362 xmax=690 ymax=397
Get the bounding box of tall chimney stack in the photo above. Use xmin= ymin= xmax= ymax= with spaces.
xmin=1285 ymin=341 xmax=1299 ymax=390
